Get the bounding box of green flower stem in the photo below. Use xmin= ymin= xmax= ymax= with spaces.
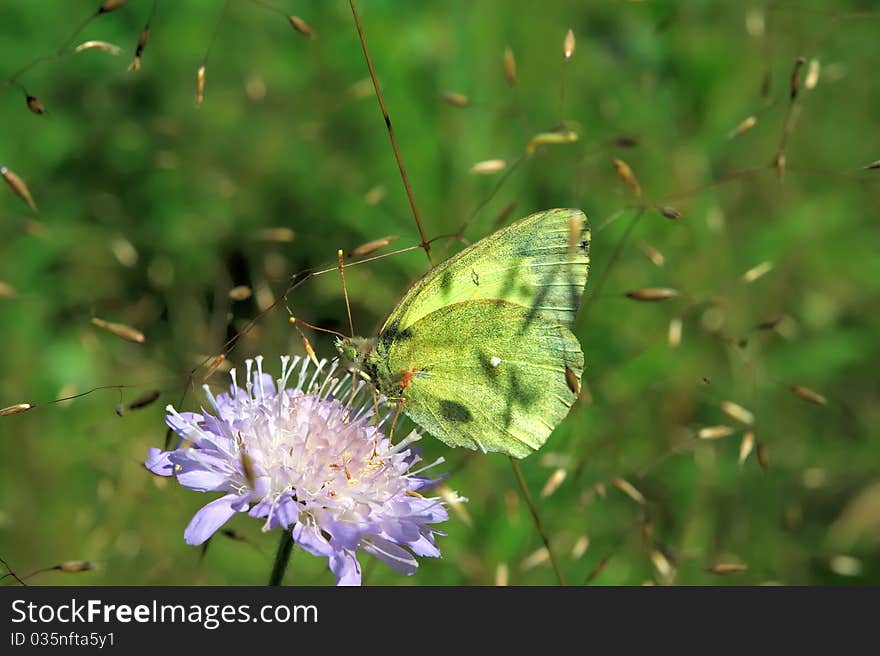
xmin=268 ymin=530 xmax=294 ymax=586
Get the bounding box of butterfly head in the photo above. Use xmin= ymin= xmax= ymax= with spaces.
xmin=335 ymin=336 xmax=378 ymax=381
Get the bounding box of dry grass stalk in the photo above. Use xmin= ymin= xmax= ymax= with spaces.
xmin=789 ymin=56 xmax=806 ymax=100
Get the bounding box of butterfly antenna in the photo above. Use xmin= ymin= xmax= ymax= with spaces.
xmin=334 ymin=248 xmax=363 ymax=406
xmin=287 ymin=316 xmax=346 ymax=339
xmin=336 ymin=249 xmax=355 ymax=337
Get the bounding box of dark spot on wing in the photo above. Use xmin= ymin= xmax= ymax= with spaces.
xmin=440 ymin=269 xmax=453 ymax=296
xmin=439 ymin=400 xmax=473 ymax=423
xmin=500 ymin=264 xmax=518 ymax=298
xmin=502 ymin=369 xmax=540 ymax=429
xmin=380 ymin=321 xmax=413 ymax=349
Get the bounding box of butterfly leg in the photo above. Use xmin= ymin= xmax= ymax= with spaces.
xmin=369 ymin=386 xmax=384 ymax=458
xmin=388 ymin=396 xmax=406 ymax=444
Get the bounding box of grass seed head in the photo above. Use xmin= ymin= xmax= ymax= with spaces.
xmin=228 ymin=285 xmax=253 ymax=301
xmin=804 ymin=58 xmax=820 ymax=90
xmin=470 ymin=159 xmax=507 ymax=175
xmin=1 ymin=403 xmax=34 ymax=416
xmin=659 ymin=206 xmax=682 ymax=220
xmin=195 ymin=65 xmax=207 ymax=107
xmin=612 ymin=158 xmax=641 ymax=196
xmin=612 ymin=477 xmax=646 ymax=505
xmin=790 ymin=385 xmax=827 ymax=406
xmin=741 ymin=261 xmax=774 ymax=283
xmin=698 ymin=425 xmax=735 ymax=440
xmin=728 ymin=115 xmax=757 ymax=139
xmin=721 ymin=401 xmax=755 ymax=426
xmin=1 ymin=166 xmax=38 ymax=212
xmin=90 ymin=317 xmax=145 ymax=344
xmin=706 ymin=562 xmax=747 ymax=574
xmin=57 ymin=560 xmax=95 ymax=573
xmin=540 ymin=468 xmax=567 ymax=498
xmin=739 ymin=431 xmax=755 ymax=465
xmin=563 ymin=29 xmax=576 ymax=60
xmin=288 ymin=16 xmax=316 ymax=38
xmin=668 ymin=317 xmax=682 ymax=349
xmin=75 ymin=40 xmax=122 ymax=55
xmin=524 ymin=130 xmax=579 ymax=156
xmin=98 ymin=0 xmax=127 ymax=14
xmin=440 ymin=91 xmax=469 ymax=107
xmin=503 ymin=47 xmax=517 ymax=85
xmin=350 ymin=236 xmax=397 ymax=258
xmin=625 ymin=287 xmax=680 ymax=302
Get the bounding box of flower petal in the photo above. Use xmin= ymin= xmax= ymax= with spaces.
xmin=361 ymin=536 xmax=418 ymax=575
xmin=184 ymin=493 xmax=241 ymax=545
xmin=291 ymin=521 xmax=332 ymax=557
xmin=329 ymin=549 xmax=362 ymax=586
xmin=145 ymin=448 xmax=173 ymax=476
xmin=177 ymin=467 xmax=234 ymax=492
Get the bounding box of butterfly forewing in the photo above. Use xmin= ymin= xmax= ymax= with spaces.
xmin=381 ymin=208 xmax=590 ymax=337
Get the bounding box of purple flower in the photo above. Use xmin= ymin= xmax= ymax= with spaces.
xmin=146 ymin=355 xmax=455 ymax=586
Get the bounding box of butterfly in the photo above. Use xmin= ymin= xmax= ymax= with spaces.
xmin=337 ymin=208 xmax=590 ymax=458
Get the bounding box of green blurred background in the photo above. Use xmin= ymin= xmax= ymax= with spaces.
xmin=1 ymin=0 xmax=878 ymax=586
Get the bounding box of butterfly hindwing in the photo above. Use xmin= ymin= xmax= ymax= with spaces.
xmin=380 ymin=299 xmax=584 ymax=458
xmin=380 ymin=208 xmax=590 ymax=338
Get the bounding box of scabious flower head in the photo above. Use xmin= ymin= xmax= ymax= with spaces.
xmin=146 ymin=355 xmax=452 ymax=585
